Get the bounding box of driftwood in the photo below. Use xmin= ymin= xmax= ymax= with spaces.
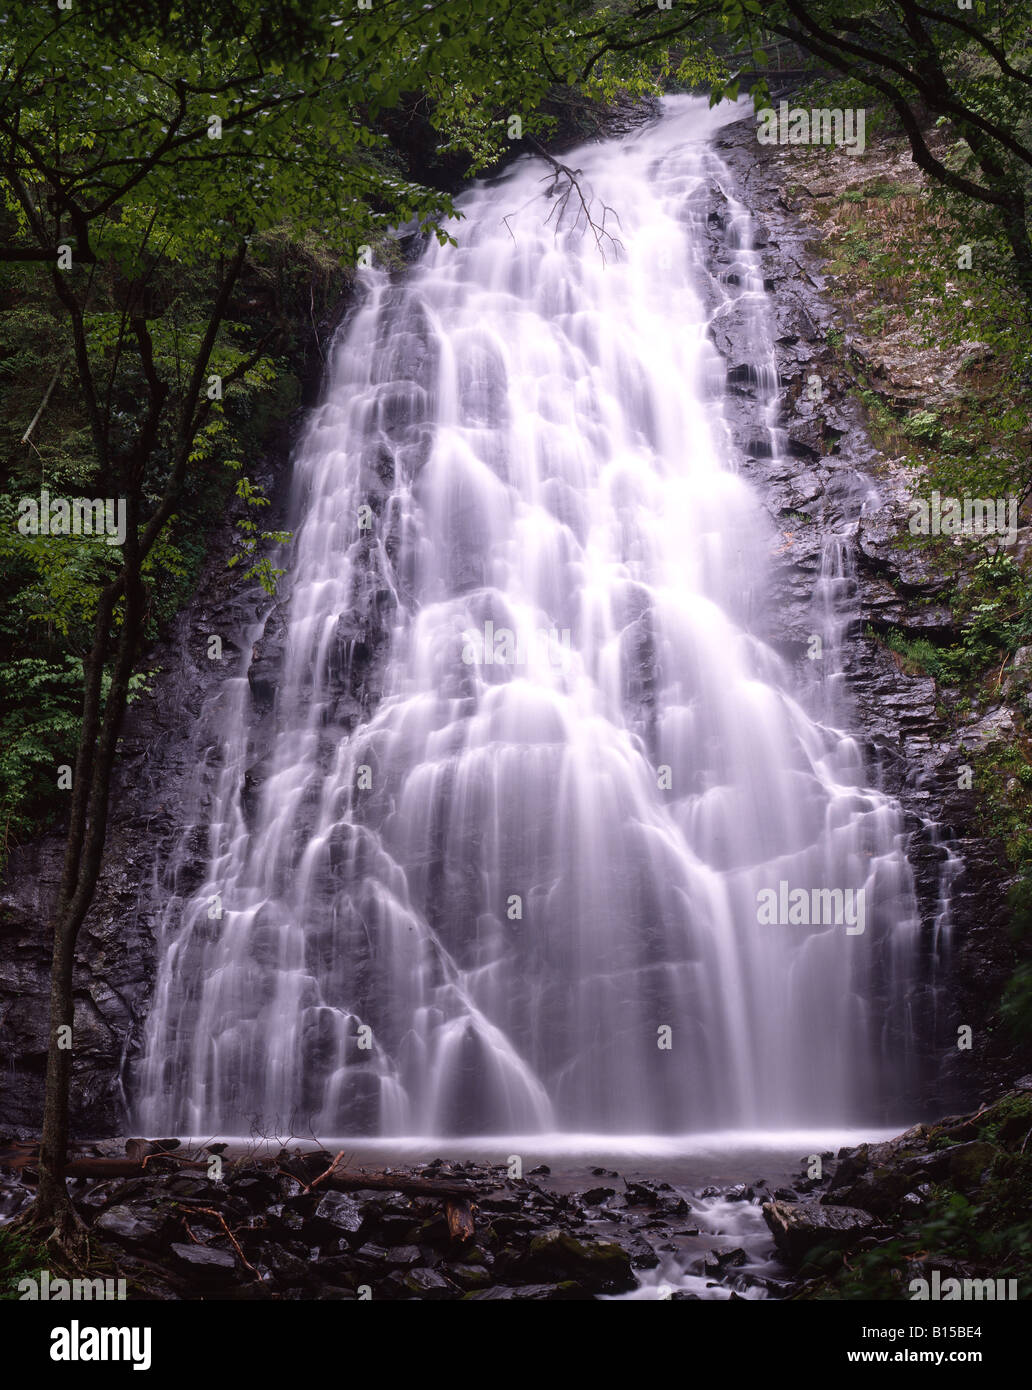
xmin=324 ymin=1171 xmax=485 ymax=1200
xmin=444 ymin=1198 xmax=475 ymax=1243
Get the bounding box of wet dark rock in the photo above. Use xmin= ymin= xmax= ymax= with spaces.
xmin=759 ymin=1276 xmax=797 ymax=1297
xmin=94 ymin=1204 xmax=171 ymax=1248
xmin=309 ymin=1191 xmax=364 ymax=1240
xmin=444 ymin=1261 xmax=493 ymax=1291
xmin=623 ymin=1178 xmax=686 ymax=1213
xmin=820 ymin=1169 xmax=915 ymax=1218
xmin=763 ymin=1198 xmax=876 ymax=1265
xmin=380 ymin=1243 xmax=424 ymax=1269
xmin=479 ymin=1194 xmax=522 ymax=1213
xmin=374 ymin=1211 xmax=420 ymax=1244
xmin=273 ymin=1206 xmax=305 ymax=1234
xmin=263 ymin=1246 xmax=311 ymax=1286
xmin=626 ymin=1236 xmax=660 ymax=1270
xmin=521 ymin=1228 xmax=635 ymax=1293
xmin=705 ymin=1246 xmax=748 ymax=1273
xmin=169 ymin=1242 xmax=238 ymax=1279
xmin=580 ymin=1185 xmax=617 ymax=1205
xmin=463 ymin=1282 xmax=584 ymax=1301
xmin=485 ymin=1213 xmax=542 ymax=1239
xmin=393 ymin=1267 xmax=457 ymax=1300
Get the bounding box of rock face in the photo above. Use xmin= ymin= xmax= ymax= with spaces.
xmin=711 ymin=115 xmax=1019 ymax=1112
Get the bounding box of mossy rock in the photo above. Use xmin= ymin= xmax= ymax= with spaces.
xmin=523 ymin=1228 xmax=634 ymax=1292
xmin=946 ymin=1141 xmax=998 ymax=1190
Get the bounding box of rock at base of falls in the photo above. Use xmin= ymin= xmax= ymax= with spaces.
xmin=521 ymin=1228 xmax=635 ymax=1293
xmin=762 ymin=1199 xmax=876 ymax=1266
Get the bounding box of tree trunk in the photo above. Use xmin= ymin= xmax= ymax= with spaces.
xmin=28 ymin=573 xmax=145 ymax=1243
xmin=33 ymin=918 xmax=77 ymax=1229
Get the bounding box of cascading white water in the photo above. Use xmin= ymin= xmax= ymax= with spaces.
xmin=137 ymin=97 xmax=923 ymax=1139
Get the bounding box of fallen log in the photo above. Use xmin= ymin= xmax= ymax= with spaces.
xmin=275 ymin=1148 xmax=493 ymax=1199
xmin=15 ymin=1156 xmax=205 ymax=1178
xmin=3 ymin=1144 xmax=495 ymax=1200
xmin=298 ymin=1167 xmax=491 ymax=1200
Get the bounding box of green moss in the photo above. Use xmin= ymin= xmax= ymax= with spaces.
xmin=0 ymin=1225 xmax=49 ymax=1300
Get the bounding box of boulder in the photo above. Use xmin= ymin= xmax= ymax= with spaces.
xmin=522 ymin=1228 xmax=635 ymax=1293
xmin=309 ymin=1191 xmax=364 ymax=1240
xmin=93 ymin=1205 xmax=170 ymax=1250
xmin=763 ymin=1199 xmax=875 ymax=1265
xmin=444 ymin=1262 xmax=493 ymax=1291
xmin=704 ymin=1246 xmax=748 ymax=1273
xmin=395 ymin=1266 xmax=458 ymax=1300
xmin=169 ymin=1242 xmax=238 ymax=1281
xmin=946 ymin=1141 xmax=997 ymax=1190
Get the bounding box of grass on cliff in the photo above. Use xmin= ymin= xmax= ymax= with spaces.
xmin=795 ymin=80 xmax=1032 ymax=1067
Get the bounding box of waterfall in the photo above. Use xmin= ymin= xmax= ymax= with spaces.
xmin=137 ymin=97 xmax=923 ymax=1139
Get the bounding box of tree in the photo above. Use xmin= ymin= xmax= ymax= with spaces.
xmin=704 ymin=0 xmax=1032 ymax=310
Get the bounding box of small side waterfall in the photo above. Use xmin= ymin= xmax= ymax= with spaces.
xmin=137 ymin=98 xmax=924 ymax=1139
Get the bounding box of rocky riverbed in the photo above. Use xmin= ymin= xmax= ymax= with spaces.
xmin=0 ymin=1140 xmax=796 ymax=1300
xmin=4 ymin=1083 xmax=1029 ymax=1300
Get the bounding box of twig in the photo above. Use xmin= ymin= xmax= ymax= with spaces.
xmin=21 ymin=355 xmax=68 ymax=444
xmin=526 ymin=135 xmax=624 ymax=264
xmin=139 ymin=1150 xmax=195 ymax=1171
xmin=180 ymin=1205 xmax=263 ymax=1282
xmin=305 ymin=1148 xmax=347 ymax=1194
